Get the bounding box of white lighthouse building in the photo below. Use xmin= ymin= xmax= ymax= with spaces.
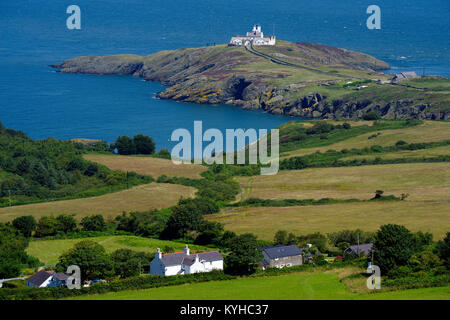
xmin=229 ymin=24 xmax=276 ymax=46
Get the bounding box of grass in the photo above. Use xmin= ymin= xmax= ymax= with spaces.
xmin=27 ymin=235 xmax=214 ymax=265
xmin=65 ymin=271 xmax=450 ymax=300
xmin=0 ymin=183 xmax=195 ymax=223
xmin=340 ymin=145 xmax=450 ymax=161
xmin=238 ymin=162 xmax=450 ymax=201
xmin=283 ymin=121 xmax=450 ymax=158
xmin=208 ymin=200 xmax=450 ymax=240
xmin=84 ymin=154 xmax=207 ymax=179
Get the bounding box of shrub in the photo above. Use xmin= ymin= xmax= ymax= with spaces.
xmin=363 ymin=111 xmax=381 ymax=120
xmin=12 ymin=216 xmax=36 ymax=237
xmin=80 ymin=215 xmax=106 ymax=232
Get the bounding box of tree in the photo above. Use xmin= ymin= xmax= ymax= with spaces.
xmin=372 ymin=224 xmax=416 ymax=273
xmin=133 ymin=134 xmax=155 ymax=155
xmin=84 ymin=163 xmax=98 ymax=176
xmin=110 ymin=249 xmax=151 ymax=278
xmin=274 ymin=230 xmax=288 ymax=244
xmin=373 ymin=190 xmax=384 ymax=199
xmin=435 ymin=232 xmax=450 ymax=269
xmin=224 ymin=233 xmax=263 ymax=275
xmin=56 ymin=240 xmax=113 ymax=281
xmin=114 ymin=136 xmax=135 ymax=155
xmin=219 ymin=230 xmax=237 ymax=249
xmin=0 ymin=223 xmax=39 ymax=278
xmin=160 ymin=201 xmax=208 ymax=239
xmin=158 ymin=149 xmax=171 ymax=158
xmin=35 ymin=216 xmax=60 ymax=237
xmin=12 ymin=216 xmax=36 ymax=237
xmin=408 ymin=250 xmax=441 ymax=271
xmin=80 ymin=214 xmax=107 ymax=231
xmin=56 ymin=214 xmax=78 ymax=233
xmin=297 ymin=232 xmax=328 ymax=253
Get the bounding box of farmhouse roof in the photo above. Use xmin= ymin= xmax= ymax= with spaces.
xmin=345 ymin=243 xmax=373 ymax=256
xmin=53 ymin=272 xmax=70 ymax=281
xmin=160 ymin=251 xmax=223 ymax=267
xmin=260 ymin=244 xmax=302 ymax=259
xmin=26 ymin=270 xmax=52 ymax=286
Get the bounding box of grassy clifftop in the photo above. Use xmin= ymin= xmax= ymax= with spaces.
xmin=52 ymin=41 xmax=449 ymax=120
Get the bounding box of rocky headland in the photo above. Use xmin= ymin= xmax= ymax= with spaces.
xmin=51 ymin=41 xmax=449 ymax=120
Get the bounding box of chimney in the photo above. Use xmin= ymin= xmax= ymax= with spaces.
xmin=195 ymin=254 xmax=199 ymax=263
xmin=183 ymin=244 xmax=190 ymax=256
xmin=156 ymin=248 xmax=162 ymax=259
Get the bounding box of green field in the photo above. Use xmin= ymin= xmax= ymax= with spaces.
xmin=27 ymin=235 xmax=214 ymax=265
xmin=66 ymin=272 xmax=450 ymax=300
xmin=282 ymin=120 xmax=450 ymax=158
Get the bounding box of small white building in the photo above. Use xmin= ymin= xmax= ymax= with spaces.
xmin=150 ymin=245 xmax=224 ymax=276
xmin=229 ymin=24 xmax=276 ymax=46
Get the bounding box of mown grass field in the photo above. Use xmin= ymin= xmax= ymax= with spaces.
xmin=282 ymin=121 xmax=450 ymax=158
xmin=66 ymin=272 xmax=450 ymax=300
xmin=0 ymin=183 xmax=195 ymax=223
xmin=208 ymin=200 xmax=450 ymax=240
xmin=84 ymin=154 xmax=207 ymax=178
xmin=27 ymin=235 xmax=214 ymax=265
xmin=238 ymin=162 xmax=450 ymax=201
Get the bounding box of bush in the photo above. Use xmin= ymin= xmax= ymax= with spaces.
xmin=12 ymin=216 xmax=36 ymax=237
xmin=80 ymin=215 xmax=106 ymax=232
xmin=56 ymin=240 xmax=114 ymax=281
xmin=372 ymin=224 xmax=416 ymax=273
xmin=133 ymin=134 xmax=155 ymax=155
xmin=362 ymin=111 xmax=381 ymax=120
xmin=35 ymin=216 xmax=60 ymax=237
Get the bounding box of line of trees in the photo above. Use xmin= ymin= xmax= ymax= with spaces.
xmin=111 ymin=134 xmax=156 ymax=155
xmin=11 ymin=214 xmax=110 ymax=239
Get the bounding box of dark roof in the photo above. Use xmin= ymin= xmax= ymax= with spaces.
xmin=27 ymin=270 xmax=52 ymax=286
xmin=160 ymin=251 xmax=223 ymax=267
xmin=260 ymin=245 xmax=302 ymax=259
xmin=53 ymin=272 xmax=70 ymax=281
xmin=345 ymin=243 xmax=373 ymax=256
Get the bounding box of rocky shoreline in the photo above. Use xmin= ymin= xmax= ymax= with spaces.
xmin=51 ymin=42 xmax=449 ymax=120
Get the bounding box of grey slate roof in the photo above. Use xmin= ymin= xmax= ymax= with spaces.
xmin=260 ymin=245 xmax=302 ymax=259
xmin=53 ymin=272 xmax=70 ymax=281
xmin=160 ymin=251 xmax=223 ymax=267
xmin=345 ymin=243 xmax=373 ymax=256
xmin=27 ymin=270 xmax=52 ymax=286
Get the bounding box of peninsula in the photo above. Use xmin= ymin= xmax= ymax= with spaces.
xmin=51 ymin=38 xmax=449 ymax=120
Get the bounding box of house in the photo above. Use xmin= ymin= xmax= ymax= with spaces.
xmin=392 ymin=71 xmax=418 ymax=82
xmin=229 ymin=24 xmax=276 ymax=46
xmin=344 ymin=243 xmax=373 ymax=257
xmin=259 ymin=244 xmax=303 ymax=270
xmin=48 ymin=272 xmax=71 ymax=288
xmin=150 ymin=245 xmax=223 ymax=276
xmin=26 ymin=270 xmax=53 ymax=288
xmin=26 ymin=270 xmax=71 ymax=288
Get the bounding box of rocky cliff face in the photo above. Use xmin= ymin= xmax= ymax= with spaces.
xmin=51 ymin=42 xmax=449 ymax=120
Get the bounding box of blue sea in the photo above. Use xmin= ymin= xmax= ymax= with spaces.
xmin=0 ymin=0 xmax=449 ymax=150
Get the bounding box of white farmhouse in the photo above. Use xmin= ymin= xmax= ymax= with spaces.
xmin=229 ymin=24 xmax=276 ymax=46
xmin=150 ymin=245 xmax=223 ymax=276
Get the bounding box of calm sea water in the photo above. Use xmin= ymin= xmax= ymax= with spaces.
xmin=0 ymin=0 xmax=449 ymax=150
